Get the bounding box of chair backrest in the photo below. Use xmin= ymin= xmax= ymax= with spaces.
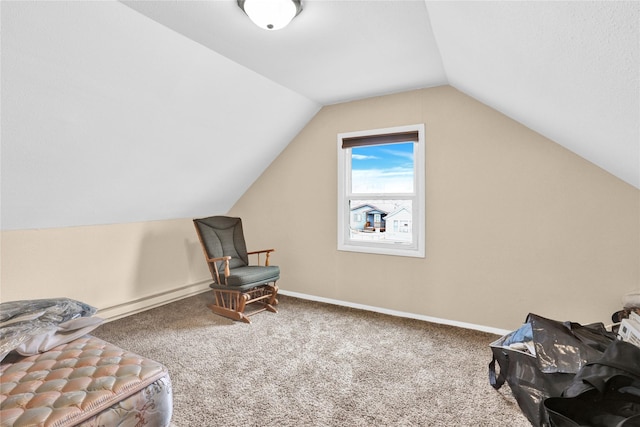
xmin=193 ymin=216 xmax=249 ymax=271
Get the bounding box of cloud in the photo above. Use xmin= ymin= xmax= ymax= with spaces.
xmin=352 ymin=167 xmax=413 ymax=193
xmin=352 ymin=154 xmax=379 ymax=160
xmin=380 ymin=148 xmax=413 ymax=161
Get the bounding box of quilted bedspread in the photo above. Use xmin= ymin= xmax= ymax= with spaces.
xmin=0 ymin=336 xmax=172 ymax=427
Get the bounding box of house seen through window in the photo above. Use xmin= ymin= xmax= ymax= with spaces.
xmin=337 ymin=124 xmax=425 ymax=257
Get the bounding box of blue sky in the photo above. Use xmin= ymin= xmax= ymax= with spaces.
xmin=351 ymin=142 xmax=414 ymax=193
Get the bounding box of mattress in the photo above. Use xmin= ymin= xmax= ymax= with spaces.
xmin=0 ymin=335 xmax=172 ymax=427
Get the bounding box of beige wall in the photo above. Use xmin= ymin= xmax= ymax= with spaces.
xmin=2 ymin=86 xmax=637 ymax=331
xmin=230 ymin=86 xmax=640 ymax=330
xmin=0 ymin=219 xmax=212 ymax=320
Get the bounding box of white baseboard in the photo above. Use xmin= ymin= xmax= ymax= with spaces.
xmin=97 ymin=280 xmax=211 ymax=322
xmin=279 ymin=289 xmax=511 ymax=336
xmin=97 ymin=283 xmax=510 ymax=336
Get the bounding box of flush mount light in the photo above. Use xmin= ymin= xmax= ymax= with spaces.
xmin=238 ymin=0 xmax=303 ymax=31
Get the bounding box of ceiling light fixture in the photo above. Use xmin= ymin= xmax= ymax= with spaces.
xmin=238 ymin=0 xmax=303 ymax=31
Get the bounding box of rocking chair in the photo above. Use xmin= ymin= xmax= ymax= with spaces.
xmin=193 ymin=216 xmax=279 ymax=323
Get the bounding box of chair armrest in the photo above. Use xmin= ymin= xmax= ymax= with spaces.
xmin=206 ymin=255 xmax=232 ymax=262
xmin=247 ymin=249 xmax=275 ymax=266
xmin=247 ymin=249 xmax=275 ymax=255
xmin=206 ymin=255 xmax=231 ymax=284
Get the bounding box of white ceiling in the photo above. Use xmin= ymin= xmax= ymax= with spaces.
xmin=1 ymin=1 xmax=320 ymax=230
xmin=2 ymin=1 xmax=638 ymax=231
xmin=123 ymin=0 xmax=640 ymax=189
xmin=121 ymin=0 xmax=447 ymax=104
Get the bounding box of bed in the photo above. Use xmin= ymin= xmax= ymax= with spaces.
xmin=0 ymin=299 xmax=173 ymax=427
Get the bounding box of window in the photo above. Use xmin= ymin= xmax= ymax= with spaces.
xmin=337 ymin=124 xmax=425 ymax=257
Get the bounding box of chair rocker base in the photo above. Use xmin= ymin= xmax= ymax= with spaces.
xmin=208 ymin=284 xmax=278 ymax=324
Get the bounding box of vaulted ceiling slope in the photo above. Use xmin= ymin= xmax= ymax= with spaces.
xmin=123 ymin=0 xmax=640 ymax=189
xmin=1 ymin=1 xmax=638 ymax=231
xmin=1 ymin=1 xmax=320 ymax=230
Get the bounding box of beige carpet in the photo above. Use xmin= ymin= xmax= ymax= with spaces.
xmin=92 ymin=293 xmax=531 ymax=426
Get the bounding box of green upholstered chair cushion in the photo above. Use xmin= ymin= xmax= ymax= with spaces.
xmin=209 ymin=266 xmax=280 ymax=291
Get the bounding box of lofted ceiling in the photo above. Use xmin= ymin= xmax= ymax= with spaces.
xmin=1 ymin=1 xmax=638 ymax=231
xmin=123 ymin=0 xmax=640 ymax=189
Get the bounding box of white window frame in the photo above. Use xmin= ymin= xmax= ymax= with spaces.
xmin=337 ymin=124 xmax=425 ymax=258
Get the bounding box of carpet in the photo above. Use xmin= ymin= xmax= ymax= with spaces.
xmin=92 ymin=293 xmax=530 ymax=426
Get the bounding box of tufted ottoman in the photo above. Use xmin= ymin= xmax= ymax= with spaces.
xmin=0 ymin=336 xmax=172 ymax=427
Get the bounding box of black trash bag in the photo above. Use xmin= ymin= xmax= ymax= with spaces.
xmin=544 ymin=339 xmax=640 ymax=427
xmin=489 ymin=313 xmax=616 ymax=427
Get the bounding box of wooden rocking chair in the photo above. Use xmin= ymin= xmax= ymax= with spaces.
xmin=193 ymin=216 xmax=279 ymax=323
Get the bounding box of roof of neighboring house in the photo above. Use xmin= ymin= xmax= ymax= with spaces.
xmin=350 ymin=204 xmax=388 ymax=215
xmin=385 ymin=207 xmax=411 ymax=219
